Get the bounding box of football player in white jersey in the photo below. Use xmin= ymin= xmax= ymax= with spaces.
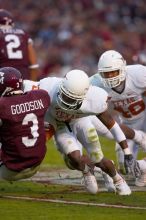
xmin=23 ymin=68 xmax=146 ymax=190
xmin=37 ymin=69 xmax=144 ymax=195
xmin=90 ymin=50 xmax=146 ymax=186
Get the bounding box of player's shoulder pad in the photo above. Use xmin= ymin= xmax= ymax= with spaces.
xmin=127 ymin=64 xmax=146 ymax=88
xmin=88 ymin=85 xmax=108 ymax=102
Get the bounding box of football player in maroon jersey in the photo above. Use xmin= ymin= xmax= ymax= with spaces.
xmin=0 ymin=9 xmax=39 ymax=81
xmin=0 ymin=67 xmax=50 ymax=181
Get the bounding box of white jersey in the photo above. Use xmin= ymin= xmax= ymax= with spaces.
xmin=23 ymin=77 xmax=122 ymax=161
xmin=39 ymin=77 xmax=108 ymax=123
xmin=90 ymin=64 xmax=146 ymax=122
xmin=23 ymin=77 xmax=108 ymax=127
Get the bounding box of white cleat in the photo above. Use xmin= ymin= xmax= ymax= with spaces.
xmin=94 ymin=166 xmax=116 ymax=192
xmin=135 ymin=171 xmax=146 ymax=187
xmin=82 ymin=172 xmax=98 ymax=194
xmin=114 ymin=178 xmax=131 ymax=195
xmin=102 ymin=172 xmax=116 ymax=192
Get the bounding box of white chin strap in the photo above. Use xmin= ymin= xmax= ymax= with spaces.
xmin=9 ymin=90 xmax=24 ymax=95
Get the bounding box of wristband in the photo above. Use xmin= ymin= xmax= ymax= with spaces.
xmin=123 ymin=148 xmax=131 ymax=155
xmin=110 ymin=122 xmax=126 ymax=143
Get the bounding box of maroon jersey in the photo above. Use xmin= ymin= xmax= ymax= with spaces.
xmin=0 ymin=89 xmax=50 ymax=171
xmin=0 ymin=27 xmax=32 ymax=79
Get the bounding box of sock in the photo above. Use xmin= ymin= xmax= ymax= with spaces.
xmin=83 ymin=164 xmax=90 ymax=174
xmin=112 ymin=172 xmax=123 ymax=183
xmin=93 ymin=166 xmax=102 ymax=174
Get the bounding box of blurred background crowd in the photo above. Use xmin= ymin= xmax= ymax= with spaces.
xmin=1 ymin=0 xmax=146 ymax=79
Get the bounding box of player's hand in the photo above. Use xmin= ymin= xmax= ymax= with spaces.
xmin=44 ymin=122 xmax=55 ymax=141
xmin=124 ymin=154 xmax=141 ymax=178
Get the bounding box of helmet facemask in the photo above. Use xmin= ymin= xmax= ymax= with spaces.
xmin=57 ymin=84 xmax=83 ymax=111
xmin=56 ymin=69 xmax=89 ymax=111
xmin=100 ymin=68 xmax=125 ymax=88
xmin=98 ymin=50 xmax=126 ymax=88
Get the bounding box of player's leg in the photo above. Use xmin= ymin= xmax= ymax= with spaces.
xmin=135 ymin=158 xmax=146 ymax=187
xmin=73 ymin=116 xmax=131 ymax=195
xmin=0 ymin=163 xmax=40 ymax=181
xmin=119 ymin=122 xmax=146 ymax=152
xmin=54 ymin=126 xmax=98 ymax=194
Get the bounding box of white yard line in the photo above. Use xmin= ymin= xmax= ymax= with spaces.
xmin=2 ymin=195 xmax=146 ymax=210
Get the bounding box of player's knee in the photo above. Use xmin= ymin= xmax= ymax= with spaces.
xmin=90 ymin=151 xmax=104 ymax=164
xmin=87 ymin=127 xmax=99 ymax=143
xmin=63 ymin=150 xmax=82 ymax=170
xmin=63 ymin=155 xmax=76 ymax=170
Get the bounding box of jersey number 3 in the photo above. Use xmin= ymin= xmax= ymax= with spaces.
xmin=22 ymin=113 xmax=39 ymax=147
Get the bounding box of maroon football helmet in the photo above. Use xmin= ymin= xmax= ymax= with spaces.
xmin=0 ymin=9 xmax=14 ymax=26
xmin=0 ymin=67 xmax=23 ymax=96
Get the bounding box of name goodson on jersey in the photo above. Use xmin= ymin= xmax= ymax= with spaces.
xmin=11 ymin=99 xmax=44 ymax=115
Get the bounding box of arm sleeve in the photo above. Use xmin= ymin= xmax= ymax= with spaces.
xmin=133 ymin=65 xmax=146 ymax=90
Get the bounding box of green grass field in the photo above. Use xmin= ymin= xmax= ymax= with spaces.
xmin=0 ymin=137 xmax=146 ymax=220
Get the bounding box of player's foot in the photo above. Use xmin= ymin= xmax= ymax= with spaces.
xmin=82 ymin=171 xmax=98 ymax=194
xmin=94 ymin=166 xmax=116 ymax=192
xmin=114 ymin=177 xmax=131 ymax=195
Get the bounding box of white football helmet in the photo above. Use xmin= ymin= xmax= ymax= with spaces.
xmin=98 ymin=50 xmax=126 ymax=88
xmin=57 ymin=69 xmax=89 ymax=110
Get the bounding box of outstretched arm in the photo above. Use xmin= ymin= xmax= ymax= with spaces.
xmin=97 ymin=110 xmax=129 ymax=152
xmin=28 ymin=41 xmax=40 ymax=81
xmin=97 ymin=110 xmax=141 ymax=177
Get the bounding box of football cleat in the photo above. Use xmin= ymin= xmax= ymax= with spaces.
xmin=82 ymin=171 xmax=98 ymax=194
xmin=114 ymin=177 xmax=131 ymax=195
xmin=101 ymin=172 xmax=116 ymax=192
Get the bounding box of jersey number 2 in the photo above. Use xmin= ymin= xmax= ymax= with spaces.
xmin=5 ymin=34 xmax=23 ymax=59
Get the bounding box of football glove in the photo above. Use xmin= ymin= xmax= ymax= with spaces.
xmin=124 ymin=154 xmax=141 ymax=178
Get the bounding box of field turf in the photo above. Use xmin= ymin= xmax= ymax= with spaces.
xmin=0 ymin=137 xmax=146 ymax=219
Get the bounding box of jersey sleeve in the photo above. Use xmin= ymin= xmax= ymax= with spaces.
xmin=81 ymin=86 xmax=108 ymax=114
xmin=132 ymin=65 xmax=146 ymax=90
xmin=39 ymin=77 xmax=62 ymax=95
xmin=23 ymin=80 xmax=39 ymax=92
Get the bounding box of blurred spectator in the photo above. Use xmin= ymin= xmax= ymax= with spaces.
xmin=1 ymin=0 xmax=146 ymax=77
xmin=0 ymin=9 xmax=39 ymax=80
xmin=133 ymin=50 xmax=146 ymax=65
